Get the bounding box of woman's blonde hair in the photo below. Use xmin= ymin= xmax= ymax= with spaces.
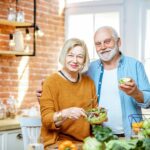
xmin=59 ymin=38 xmax=90 ymax=73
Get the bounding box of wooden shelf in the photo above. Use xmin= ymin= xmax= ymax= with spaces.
xmin=0 ymin=20 xmax=33 ymax=34
xmin=0 ymin=20 xmax=34 ymax=56
xmin=0 ymin=0 xmax=36 ymax=56
xmin=0 ymin=50 xmax=34 ymax=56
xmin=0 ymin=19 xmax=32 ymax=27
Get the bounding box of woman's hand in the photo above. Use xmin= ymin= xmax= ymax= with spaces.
xmin=62 ymin=107 xmax=86 ymax=120
xmin=53 ymin=107 xmax=86 ymax=127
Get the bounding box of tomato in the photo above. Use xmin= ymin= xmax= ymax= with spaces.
xmin=58 ymin=140 xmax=77 ymax=150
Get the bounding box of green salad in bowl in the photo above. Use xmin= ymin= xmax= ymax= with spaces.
xmin=86 ymin=107 xmax=107 ymax=124
xmin=119 ymin=77 xmax=131 ymax=84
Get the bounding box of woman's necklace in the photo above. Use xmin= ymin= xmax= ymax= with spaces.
xmin=59 ymin=70 xmax=80 ymax=83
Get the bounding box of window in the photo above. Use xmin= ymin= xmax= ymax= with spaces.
xmin=144 ymin=10 xmax=150 ymax=60
xmin=140 ymin=1 xmax=150 ymax=81
xmin=65 ymin=1 xmax=123 ymax=60
xmin=144 ymin=9 xmax=150 ymax=80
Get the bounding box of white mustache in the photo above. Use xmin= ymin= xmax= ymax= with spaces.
xmin=100 ymin=49 xmax=111 ymax=54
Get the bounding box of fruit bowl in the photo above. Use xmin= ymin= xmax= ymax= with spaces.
xmin=128 ymin=114 xmax=150 ymax=137
xmin=86 ymin=107 xmax=107 ymax=124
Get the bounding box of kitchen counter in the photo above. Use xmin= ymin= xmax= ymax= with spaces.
xmin=0 ymin=117 xmax=20 ymax=131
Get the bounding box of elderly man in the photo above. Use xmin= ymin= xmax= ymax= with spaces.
xmin=87 ymin=26 xmax=150 ymax=137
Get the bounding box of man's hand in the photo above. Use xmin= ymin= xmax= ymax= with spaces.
xmin=36 ymin=80 xmax=44 ymax=102
xmin=119 ymin=78 xmax=144 ymax=103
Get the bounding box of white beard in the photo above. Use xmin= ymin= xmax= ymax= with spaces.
xmin=97 ymin=45 xmax=118 ymax=62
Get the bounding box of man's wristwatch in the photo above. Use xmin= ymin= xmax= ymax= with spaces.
xmin=56 ymin=111 xmax=63 ymax=122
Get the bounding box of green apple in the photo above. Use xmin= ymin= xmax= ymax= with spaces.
xmin=145 ymin=128 xmax=150 ymax=135
xmin=142 ymin=119 xmax=150 ymax=129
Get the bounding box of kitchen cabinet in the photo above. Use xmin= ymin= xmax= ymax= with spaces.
xmin=0 ymin=0 xmax=37 ymax=56
xmin=0 ymin=117 xmax=23 ymax=150
xmin=0 ymin=129 xmax=23 ymax=150
xmin=0 ymin=133 xmax=4 ymax=149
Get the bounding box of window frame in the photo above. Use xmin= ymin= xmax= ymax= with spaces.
xmin=66 ymin=0 xmax=124 ymax=7
xmin=65 ymin=1 xmax=124 ymax=60
xmin=140 ymin=1 xmax=150 ymax=62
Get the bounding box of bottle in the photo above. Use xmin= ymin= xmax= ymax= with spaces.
xmin=6 ymin=96 xmax=16 ymax=119
xmin=0 ymin=100 xmax=6 ymax=120
xmin=7 ymin=8 xmax=16 ymax=21
xmin=16 ymin=9 xmax=25 ymax=22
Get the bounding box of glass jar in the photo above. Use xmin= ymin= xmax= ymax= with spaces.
xmin=6 ymin=96 xmax=16 ymax=119
xmin=0 ymin=100 xmax=6 ymax=120
xmin=7 ymin=8 xmax=16 ymax=21
xmin=16 ymin=9 xmax=25 ymax=22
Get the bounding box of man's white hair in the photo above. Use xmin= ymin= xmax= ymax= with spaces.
xmin=95 ymin=26 xmax=119 ymax=40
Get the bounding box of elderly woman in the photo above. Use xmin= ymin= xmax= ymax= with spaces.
xmin=39 ymin=38 xmax=97 ymax=149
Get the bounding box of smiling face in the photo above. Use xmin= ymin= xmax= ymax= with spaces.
xmin=59 ymin=38 xmax=89 ymax=73
xmin=94 ymin=28 xmax=120 ymax=62
xmin=64 ymin=45 xmax=85 ymax=73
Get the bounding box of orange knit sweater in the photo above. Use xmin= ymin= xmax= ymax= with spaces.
xmin=40 ymin=73 xmax=97 ymax=148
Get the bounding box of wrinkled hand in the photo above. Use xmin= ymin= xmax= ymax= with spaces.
xmin=119 ymin=78 xmax=143 ymax=102
xmin=36 ymin=79 xmax=44 ymax=102
xmin=62 ymin=107 xmax=86 ymax=120
xmin=36 ymin=89 xmax=42 ymax=101
xmin=119 ymin=78 xmax=138 ymax=96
